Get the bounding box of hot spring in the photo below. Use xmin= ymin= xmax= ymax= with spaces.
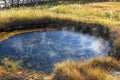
xmin=0 ymin=30 xmax=111 ymax=73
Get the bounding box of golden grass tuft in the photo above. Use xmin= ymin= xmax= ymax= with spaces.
xmin=90 ymin=57 xmax=120 ymax=71
xmin=53 ymin=57 xmax=120 ymax=80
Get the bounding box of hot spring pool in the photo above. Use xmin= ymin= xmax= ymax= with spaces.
xmin=0 ymin=30 xmax=111 ymax=73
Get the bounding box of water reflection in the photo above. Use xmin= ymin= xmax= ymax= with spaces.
xmin=0 ymin=30 xmax=111 ymax=73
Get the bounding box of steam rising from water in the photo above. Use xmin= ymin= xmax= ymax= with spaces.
xmin=0 ymin=30 xmax=111 ymax=73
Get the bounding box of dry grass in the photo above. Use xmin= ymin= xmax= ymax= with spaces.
xmin=85 ymin=2 xmax=120 ymax=11
xmin=0 ymin=66 xmax=9 ymax=77
xmin=90 ymin=57 xmax=120 ymax=71
xmin=53 ymin=57 xmax=120 ymax=80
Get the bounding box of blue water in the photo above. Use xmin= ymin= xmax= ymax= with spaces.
xmin=0 ymin=30 xmax=111 ymax=73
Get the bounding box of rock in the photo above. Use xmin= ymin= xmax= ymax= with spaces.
xmin=111 ymin=71 xmax=120 ymax=76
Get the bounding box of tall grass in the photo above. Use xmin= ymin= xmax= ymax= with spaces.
xmin=53 ymin=57 xmax=120 ymax=80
